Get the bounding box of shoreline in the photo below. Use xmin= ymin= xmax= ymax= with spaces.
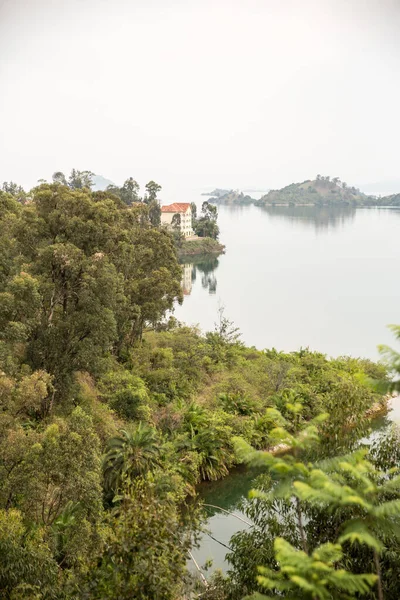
xmin=177 ymin=237 xmax=225 ymax=258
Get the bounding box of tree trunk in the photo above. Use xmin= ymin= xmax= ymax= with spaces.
xmin=373 ymin=549 xmax=384 ymax=600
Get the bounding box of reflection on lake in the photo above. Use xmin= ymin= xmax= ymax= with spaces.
xmin=175 ymin=204 xmax=400 ymax=360
xmin=181 ymin=255 xmax=220 ymax=296
xmin=260 ymin=204 xmax=356 ymax=230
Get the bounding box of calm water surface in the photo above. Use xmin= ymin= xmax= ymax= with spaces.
xmin=178 ymin=204 xmax=400 ymax=577
xmin=176 ymin=204 xmax=400 ymax=360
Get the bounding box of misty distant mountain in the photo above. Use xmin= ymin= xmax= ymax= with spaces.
xmin=92 ymin=174 xmax=115 ymax=191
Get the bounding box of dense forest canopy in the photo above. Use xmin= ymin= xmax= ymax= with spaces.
xmin=0 ymin=171 xmax=400 ymax=599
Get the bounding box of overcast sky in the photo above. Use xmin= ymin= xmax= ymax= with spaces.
xmin=1 ymin=0 xmax=399 ymax=197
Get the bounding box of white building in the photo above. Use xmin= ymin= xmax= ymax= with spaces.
xmin=161 ymin=203 xmax=194 ymax=237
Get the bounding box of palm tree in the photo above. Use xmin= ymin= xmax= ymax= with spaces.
xmin=192 ymin=427 xmax=234 ymax=481
xmin=103 ymin=423 xmax=162 ymax=492
xmin=183 ymin=402 xmax=208 ymax=438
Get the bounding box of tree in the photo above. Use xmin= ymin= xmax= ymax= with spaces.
xmin=4 ymin=183 xmax=182 ymax=395
xmin=68 ymin=169 xmax=94 ymax=189
xmin=144 ymin=180 xmax=162 ymax=204
xmin=148 ymin=198 xmax=161 ymax=226
xmin=1 ymin=181 xmax=26 ymax=201
xmin=0 ymin=508 xmax=59 ymax=598
xmin=103 ymin=423 xmax=162 ymax=493
xmin=26 ymin=242 xmax=119 ymax=399
xmin=52 ymin=169 xmax=94 ymax=189
xmin=106 ymin=177 xmax=141 ymax=205
xmin=171 ymin=213 xmax=181 ymax=229
xmin=81 ymin=479 xmax=195 ymax=600
xmin=170 ymin=213 xmax=184 ymax=247
xmin=52 ymin=171 xmax=68 ymax=186
xmin=194 ymin=201 xmax=220 ymax=239
xmin=120 ymin=177 xmax=140 ymax=205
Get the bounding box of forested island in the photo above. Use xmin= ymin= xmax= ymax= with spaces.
xmin=208 ymin=175 xmax=400 ymax=207
xmin=1 ymin=171 xmax=400 ymax=599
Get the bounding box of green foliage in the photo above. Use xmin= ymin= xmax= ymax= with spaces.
xmin=79 ymin=479 xmax=197 ymax=600
xmin=247 ymin=538 xmax=376 ymax=599
xmin=0 ymin=181 xmax=182 ymax=401
xmin=99 ymin=371 xmax=150 ymax=420
xmin=255 ymin=176 xmax=395 ymax=207
xmin=0 ymin=509 xmax=59 ymax=599
xmin=217 ymin=393 xmax=400 ymax=600
xmin=144 ymin=180 xmax=162 ymax=203
xmin=178 ymin=237 xmax=224 ymax=258
xmin=52 ymin=169 xmax=94 ymax=190
xmin=193 ymin=201 xmax=220 ymax=239
xmin=102 ymin=423 xmax=162 ymax=493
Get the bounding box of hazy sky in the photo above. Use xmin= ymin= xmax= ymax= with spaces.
xmin=1 ymin=0 xmax=400 ymax=196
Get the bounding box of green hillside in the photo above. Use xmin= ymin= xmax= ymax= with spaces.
xmin=257 ymin=176 xmax=371 ymax=206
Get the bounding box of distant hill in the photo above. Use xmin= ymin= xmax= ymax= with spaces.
xmin=92 ymin=174 xmax=115 ymax=191
xmin=202 ymin=188 xmax=232 ymax=198
xmin=209 ymin=189 xmax=255 ymax=205
xmin=206 ymin=177 xmax=400 ymax=207
xmin=257 ymin=177 xmax=372 ymax=206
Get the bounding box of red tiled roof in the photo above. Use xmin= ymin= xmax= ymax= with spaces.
xmin=161 ymin=203 xmax=191 ymax=213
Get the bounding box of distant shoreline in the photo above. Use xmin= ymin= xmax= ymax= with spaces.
xmin=205 ymin=177 xmax=400 ymax=208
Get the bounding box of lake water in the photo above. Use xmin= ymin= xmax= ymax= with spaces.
xmin=176 ymin=203 xmax=400 ymax=579
xmin=175 ymin=204 xmax=400 ymax=360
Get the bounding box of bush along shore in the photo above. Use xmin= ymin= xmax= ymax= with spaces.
xmin=178 ymin=236 xmax=225 ymax=257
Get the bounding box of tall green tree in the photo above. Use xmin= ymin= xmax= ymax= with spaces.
xmin=144 ymin=180 xmax=162 ymax=204
xmin=194 ymin=201 xmax=220 ymax=239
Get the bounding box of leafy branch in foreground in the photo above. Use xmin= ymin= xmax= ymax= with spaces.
xmin=235 ymin=406 xmax=400 ymax=600
xmin=245 ymin=538 xmax=376 ymax=600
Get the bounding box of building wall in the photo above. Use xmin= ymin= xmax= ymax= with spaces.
xmin=161 ymin=207 xmax=194 ymax=237
xmin=161 ymin=212 xmax=174 ymax=226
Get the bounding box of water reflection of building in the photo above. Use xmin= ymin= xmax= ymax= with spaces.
xmin=181 ymin=263 xmax=193 ymax=295
xmin=180 ymin=256 xmax=219 ymax=296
